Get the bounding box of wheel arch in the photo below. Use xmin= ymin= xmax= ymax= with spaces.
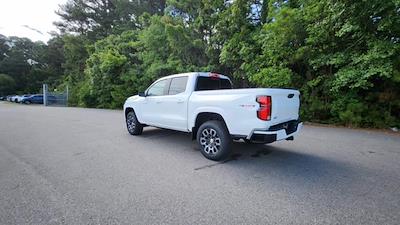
xmin=125 ymin=107 xmax=146 ymax=125
xmin=192 ymin=112 xmax=229 ymax=140
xmin=125 ymin=107 xmax=134 ymax=118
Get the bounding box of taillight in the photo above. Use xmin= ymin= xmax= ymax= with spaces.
xmin=256 ymin=96 xmax=271 ymax=121
xmin=209 ymin=72 xmax=220 ymax=80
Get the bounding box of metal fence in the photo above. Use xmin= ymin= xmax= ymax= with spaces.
xmin=43 ymin=84 xmax=68 ymax=107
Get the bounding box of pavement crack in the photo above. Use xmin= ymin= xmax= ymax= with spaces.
xmin=194 ymin=161 xmax=224 ymax=171
xmin=194 ymin=154 xmax=241 ymax=171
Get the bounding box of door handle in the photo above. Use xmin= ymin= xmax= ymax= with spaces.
xmin=177 ymin=99 xmax=184 ymax=103
xmin=156 ymin=101 xmax=162 ymax=104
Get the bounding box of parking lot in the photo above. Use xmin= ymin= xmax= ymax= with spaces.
xmin=0 ymin=103 xmax=399 ymax=225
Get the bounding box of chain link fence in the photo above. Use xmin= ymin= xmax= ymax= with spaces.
xmin=43 ymin=84 xmax=68 ymax=106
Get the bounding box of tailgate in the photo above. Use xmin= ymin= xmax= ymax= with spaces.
xmin=270 ymin=90 xmax=300 ymax=124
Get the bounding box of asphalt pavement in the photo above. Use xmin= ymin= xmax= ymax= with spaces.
xmin=0 ymin=103 xmax=399 ymax=225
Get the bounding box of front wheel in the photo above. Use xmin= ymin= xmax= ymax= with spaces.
xmin=126 ymin=111 xmax=143 ymax=135
xmin=197 ymin=121 xmax=232 ymax=161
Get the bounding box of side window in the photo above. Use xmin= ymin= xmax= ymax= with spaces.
xmin=147 ymin=79 xmax=169 ymax=96
xmin=168 ymin=76 xmax=188 ymax=95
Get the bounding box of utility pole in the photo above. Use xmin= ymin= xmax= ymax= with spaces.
xmin=43 ymin=84 xmax=47 ymax=106
xmin=66 ymin=85 xmax=69 ymax=107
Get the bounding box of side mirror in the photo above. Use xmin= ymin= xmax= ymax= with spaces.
xmin=138 ymin=92 xmax=146 ymax=97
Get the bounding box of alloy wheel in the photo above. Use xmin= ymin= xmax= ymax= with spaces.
xmin=126 ymin=113 xmax=136 ymax=133
xmin=199 ymin=128 xmax=221 ymax=155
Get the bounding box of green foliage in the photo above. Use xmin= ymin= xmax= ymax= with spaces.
xmin=218 ymin=0 xmax=257 ymax=76
xmin=55 ymin=0 xmax=166 ymax=39
xmin=81 ymin=31 xmax=138 ymax=108
xmin=2 ymin=0 xmax=400 ymax=128
xmin=0 ymin=35 xmax=66 ymax=95
xmin=249 ymin=67 xmax=292 ymax=87
xmin=60 ymin=35 xmax=90 ymax=106
xmin=302 ymin=0 xmax=400 ymax=127
xmin=79 ymin=14 xmax=210 ymax=108
xmin=0 ymin=74 xmax=16 ymax=95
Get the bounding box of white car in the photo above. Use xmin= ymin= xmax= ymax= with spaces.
xmin=16 ymin=95 xmax=31 ymax=103
xmin=10 ymin=95 xmax=20 ymax=103
xmin=124 ymin=72 xmax=303 ymax=160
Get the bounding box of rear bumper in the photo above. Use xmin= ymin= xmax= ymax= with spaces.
xmin=247 ymin=120 xmax=303 ymax=143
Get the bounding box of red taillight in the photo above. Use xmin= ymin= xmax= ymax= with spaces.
xmin=209 ymin=72 xmax=220 ymax=80
xmin=256 ymin=96 xmax=271 ymax=121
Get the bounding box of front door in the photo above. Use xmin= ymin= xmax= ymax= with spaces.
xmin=140 ymin=78 xmax=170 ymax=126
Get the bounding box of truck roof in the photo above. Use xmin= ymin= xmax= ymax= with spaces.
xmin=155 ymin=72 xmax=230 ymax=82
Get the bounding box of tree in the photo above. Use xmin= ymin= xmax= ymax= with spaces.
xmin=81 ymin=31 xmax=138 ymax=108
xmin=0 ymin=37 xmax=37 ymax=91
xmin=216 ymin=0 xmax=266 ymax=85
xmin=60 ymin=34 xmax=90 ymax=106
xmin=55 ymin=0 xmax=166 ymax=40
xmin=248 ymin=4 xmax=307 ymax=88
xmin=0 ymin=74 xmax=16 ymax=95
xmin=301 ymin=0 xmax=400 ymax=126
xmin=2 ymin=0 xmax=399 ymax=128
xmin=0 ymin=34 xmax=10 ymax=62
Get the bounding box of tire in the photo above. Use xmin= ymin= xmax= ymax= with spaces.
xmin=126 ymin=111 xmax=143 ymax=135
xmin=24 ymin=100 xmax=31 ymax=104
xmin=197 ymin=120 xmax=232 ymax=161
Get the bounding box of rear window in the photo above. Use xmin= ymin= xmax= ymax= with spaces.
xmin=168 ymin=76 xmax=188 ymax=95
xmin=195 ymin=76 xmax=232 ymax=91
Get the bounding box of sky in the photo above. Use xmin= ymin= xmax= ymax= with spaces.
xmin=0 ymin=0 xmax=66 ymax=43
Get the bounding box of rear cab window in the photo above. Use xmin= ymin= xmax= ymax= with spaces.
xmin=195 ymin=74 xmax=232 ymax=91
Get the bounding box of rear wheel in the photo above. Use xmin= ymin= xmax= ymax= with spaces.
xmin=197 ymin=121 xmax=232 ymax=161
xmin=126 ymin=111 xmax=143 ymax=135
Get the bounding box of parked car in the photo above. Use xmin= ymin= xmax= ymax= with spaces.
xmin=0 ymin=96 xmax=6 ymax=101
xmin=21 ymin=94 xmax=44 ymax=104
xmin=123 ymin=72 xmax=303 ymax=161
xmin=21 ymin=94 xmax=56 ymax=104
xmin=11 ymin=96 xmax=16 ymax=101
xmin=10 ymin=95 xmax=20 ymax=103
xmin=16 ymin=95 xmax=31 ymax=103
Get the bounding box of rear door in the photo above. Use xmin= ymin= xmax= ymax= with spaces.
xmin=160 ymin=76 xmax=190 ymax=131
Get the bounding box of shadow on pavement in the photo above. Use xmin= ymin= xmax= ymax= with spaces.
xmin=140 ymin=127 xmax=191 ymax=139
xmin=137 ymin=128 xmax=353 ymax=186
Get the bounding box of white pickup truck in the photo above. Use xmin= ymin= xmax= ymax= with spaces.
xmin=124 ymin=72 xmax=302 ymax=160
